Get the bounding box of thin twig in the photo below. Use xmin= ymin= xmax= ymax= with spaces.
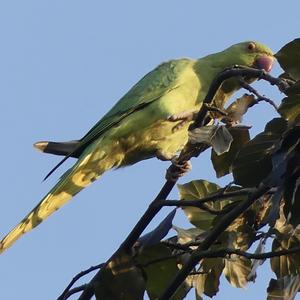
xmin=193 ymin=246 xmax=300 ymax=260
xmin=203 ymin=103 xmax=228 ymax=116
xmin=150 ymin=245 xmax=300 ymax=266
xmin=162 ymin=240 xmax=191 ymax=251
xmin=158 ymin=187 xmax=253 ymax=206
xmin=159 ymin=199 xmax=241 ymax=215
xmin=61 ymin=285 xmax=88 ymax=300
xmin=57 ymin=264 xmax=104 ymax=300
xmin=189 ymin=271 xmax=207 ymax=275
xmin=138 ymin=251 xmax=187 ymax=268
xmin=190 ymin=66 xmax=288 ymax=130
xmin=239 ymin=77 xmax=279 ymax=111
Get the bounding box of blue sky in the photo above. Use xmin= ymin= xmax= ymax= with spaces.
xmin=0 ymin=1 xmax=299 ymax=299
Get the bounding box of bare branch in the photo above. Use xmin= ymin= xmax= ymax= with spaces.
xmin=194 ymin=246 xmax=300 ymax=261
xmin=57 ymin=264 xmax=104 ymax=300
xmin=60 ymin=285 xmax=88 ymax=300
xmin=239 ymin=77 xmax=279 ymax=111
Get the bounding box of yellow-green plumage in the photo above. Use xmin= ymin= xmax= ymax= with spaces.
xmin=0 ymin=41 xmax=274 ymax=253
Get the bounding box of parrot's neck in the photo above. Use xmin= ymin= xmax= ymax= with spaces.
xmin=195 ymin=51 xmax=236 ymax=80
xmin=194 ymin=52 xmax=243 ymax=107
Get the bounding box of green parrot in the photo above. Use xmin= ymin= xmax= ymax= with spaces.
xmin=0 ymin=41 xmax=274 ymax=253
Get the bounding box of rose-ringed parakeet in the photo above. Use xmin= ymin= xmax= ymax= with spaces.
xmin=0 ymin=41 xmax=274 ymax=253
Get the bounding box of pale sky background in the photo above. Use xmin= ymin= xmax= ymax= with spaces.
xmin=0 ymin=1 xmax=299 ymax=299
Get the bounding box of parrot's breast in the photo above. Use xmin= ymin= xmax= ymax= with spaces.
xmin=116 ymin=118 xmax=193 ymax=166
xmin=100 ymin=66 xmax=203 ymax=167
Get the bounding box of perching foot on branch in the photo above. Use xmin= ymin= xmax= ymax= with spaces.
xmin=166 ymin=158 xmax=192 ymax=182
xmin=168 ymin=111 xmax=198 ymax=132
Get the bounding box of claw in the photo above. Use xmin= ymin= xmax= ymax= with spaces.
xmin=166 ymin=158 xmax=192 ymax=181
xmin=168 ymin=111 xmax=197 ymax=132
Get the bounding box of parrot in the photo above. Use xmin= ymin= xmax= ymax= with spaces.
xmin=0 ymin=41 xmax=274 ymax=254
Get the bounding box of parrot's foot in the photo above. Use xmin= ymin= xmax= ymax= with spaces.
xmin=168 ymin=111 xmax=198 ymax=132
xmin=166 ymin=158 xmax=192 ymax=182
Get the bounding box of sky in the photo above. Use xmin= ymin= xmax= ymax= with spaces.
xmin=0 ymin=1 xmax=299 ymax=299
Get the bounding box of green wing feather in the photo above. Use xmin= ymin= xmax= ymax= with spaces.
xmin=44 ymin=59 xmax=192 ymax=179
xmin=81 ymin=58 xmax=192 ymax=144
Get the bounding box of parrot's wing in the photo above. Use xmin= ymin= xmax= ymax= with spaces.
xmin=44 ymin=58 xmax=192 ymax=179
xmin=80 ymin=58 xmax=192 ymax=143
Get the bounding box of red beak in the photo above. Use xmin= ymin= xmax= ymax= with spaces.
xmin=254 ymin=55 xmax=274 ymax=72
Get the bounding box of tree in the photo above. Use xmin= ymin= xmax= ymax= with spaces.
xmin=57 ymin=39 xmax=300 ymax=300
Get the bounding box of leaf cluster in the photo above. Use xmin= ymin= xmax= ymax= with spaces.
xmin=60 ymin=39 xmax=300 ymax=300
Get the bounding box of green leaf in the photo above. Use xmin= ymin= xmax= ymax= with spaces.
xmin=196 ymin=258 xmax=224 ymax=298
xmin=173 ymin=226 xmax=206 ymax=244
xmin=264 ymin=118 xmax=288 ymax=134
xmin=138 ymin=209 xmax=176 ymax=248
xmin=223 ymin=255 xmax=252 ymax=288
xmin=247 ymin=239 xmax=266 ymax=282
xmin=271 ymin=229 xmax=300 ymax=278
xmin=220 ymin=224 xmax=256 ymax=251
xmin=137 ymin=243 xmax=190 ymax=300
xmin=178 ymin=180 xmax=220 ymax=230
xmin=95 ymin=252 xmax=146 ymax=300
xmin=267 ymin=275 xmax=300 ymax=300
xmin=270 ymin=121 xmax=300 ymax=227
xmin=283 ymin=176 xmax=300 ymax=228
xmin=278 ymin=96 xmax=300 ymax=123
xmin=259 ymin=192 xmax=282 ymax=228
xmin=275 ymin=39 xmax=300 ymax=81
xmin=189 ymin=125 xmax=233 ymax=155
xmin=232 ymin=118 xmax=287 ymax=187
xmin=211 ymin=126 xmax=233 ymax=155
xmin=225 ymin=94 xmax=256 ymax=123
xmin=178 ymin=180 xmax=247 ymax=230
xmin=211 ymin=127 xmax=250 ymax=177
xmin=285 ymin=80 xmax=300 ymax=96
xmin=189 ymin=125 xmax=217 ymax=144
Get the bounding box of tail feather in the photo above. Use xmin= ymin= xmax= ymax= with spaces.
xmin=0 ymin=184 xmax=77 ymax=254
xmin=0 ymin=142 xmax=120 ymax=254
xmin=34 ymin=140 xmax=80 ymax=158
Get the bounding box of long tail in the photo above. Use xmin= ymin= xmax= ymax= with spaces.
xmin=0 ymin=142 xmax=122 ymax=254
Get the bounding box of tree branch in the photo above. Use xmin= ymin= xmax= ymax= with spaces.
xmin=158 ymin=187 xmax=254 ymax=206
xmin=158 ymin=183 xmax=270 ymax=299
xmin=143 ymin=245 xmax=300 ymax=268
xmin=238 ymin=77 xmax=279 ymax=111
xmin=76 ymin=66 xmax=287 ymax=300
xmin=57 ymin=264 xmax=104 ymax=300
xmin=190 ymin=66 xmax=288 ymax=130
xmin=138 ymin=251 xmax=187 ymax=268
xmin=159 ymin=199 xmax=240 ymax=215
xmin=199 ymin=246 xmax=300 ymax=260
xmin=61 ymin=285 xmax=88 ymax=300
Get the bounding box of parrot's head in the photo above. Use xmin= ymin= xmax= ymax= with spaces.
xmin=222 ymin=41 xmax=274 ymax=72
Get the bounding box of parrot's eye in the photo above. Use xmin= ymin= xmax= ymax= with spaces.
xmin=247 ymin=42 xmax=256 ymax=51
